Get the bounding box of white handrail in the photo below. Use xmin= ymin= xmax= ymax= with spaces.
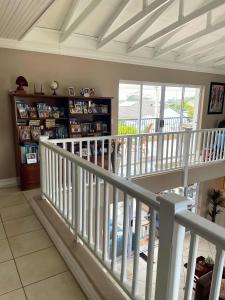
xmin=40 ymin=137 xmax=225 ymax=300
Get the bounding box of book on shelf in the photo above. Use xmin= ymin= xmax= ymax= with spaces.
xmin=20 ymin=143 xmax=39 ymax=164
xmin=16 ymin=101 xmax=65 ymax=120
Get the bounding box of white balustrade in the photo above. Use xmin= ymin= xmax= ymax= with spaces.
xmin=49 ymin=127 xmax=225 ymax=179
xmin=40 ymin=128 xmax=225 ymax=300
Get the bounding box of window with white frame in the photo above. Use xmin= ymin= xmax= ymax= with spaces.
xmin=118 ymin=81 xmax=202 ymax=134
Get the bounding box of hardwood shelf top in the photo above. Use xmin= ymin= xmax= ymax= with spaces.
xmin=17 ymin=117 xmax=68 ymax=121
xmin=9 ymin=93 xmax=113 ymax=100
xmin=69 ymin=113 xmax=110 ymax=117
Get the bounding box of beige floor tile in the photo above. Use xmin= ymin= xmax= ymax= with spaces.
xmin=0 ymin=289 xmax=26 ymax=300
xmin=9 ymin=229 xmax=52 ymax=258
xmin=0 ymin=222 xmax=6 ymax=240
xmin=24 ymin=272 xmax=86 ymax=300
xmin=0 ymin=204 xmax=33 ymax=222
xmin=16 ymin=247 xmax=67 ymax=286
xmin=4 ymin=215 xmax=42 ymax=238
xmin=0 ymin=239 xmax=13 ymax=263
xmin=0 ymin=260 xmax=21 ymax=295
xmin=0 ymin=194 xmax=26 ymax=210
xmin=0 ymin=188 xmax=21 ymax=197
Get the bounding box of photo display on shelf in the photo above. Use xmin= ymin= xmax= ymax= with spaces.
xmin=16 ymin=100 xmax=69 ymax=165
xmin=69 ymin=100 xmax=108 ymax=115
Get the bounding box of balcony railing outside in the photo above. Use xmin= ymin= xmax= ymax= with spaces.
xmin=118 ymin=117 xmax=194 ymax=134
xmin=40 ymin=135 xmax=225 ymax=300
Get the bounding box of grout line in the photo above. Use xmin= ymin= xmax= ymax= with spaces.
xmin=2 ymin=213 xmax=34 ymax=224
xmin=13 ymin=245 xmax=54 ymax=260
xmin=0 ymin=215 xmax=29 ymax=300
xmin=5 ymin=226 xmax=44 ymax=239
xmin=7 ymin=227 xmax=46 ymax=239
xmin=0 ymin=287 xmax=25 ymax=298
xmin=23 ymin=270 xmax=68 ymax=288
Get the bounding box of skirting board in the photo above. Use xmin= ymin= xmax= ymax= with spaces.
xmin=30 ymin=199 xmax=101 ymax=300
xmin=0 ymin=177 xmax=18 ymax=188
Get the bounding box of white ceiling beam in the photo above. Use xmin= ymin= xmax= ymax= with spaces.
xmin=214 ymin=56 xmax=225 ymax=66
xmin=97 ymin=0 xmax=171 ymax=49
xmin=153 ymin=27 xmax=181 ymax=54
xmin=128 ymin=0 xmax=225 ymax=53
xmin=178 ymin=0 xmax=184 ymax=20
xmin=177 ymin=38 xmax=225 ymax=62
xmin=154 ymin=19 xmax=225 ymax=58
xmin=60 ymin=0 xmax=102 ymax=43
xmin=61 ymin=0 xmax=79 ymax=33
xmin=143 ymin=0 xmax=149 ymax=9
xmin=19 ymin=0 xmax=56 ymax=40
xmin=128 ymin=0 xmax=174 ymax=48
xmin=98 ymin=0 xmax=130 ymax=42
xmin=198 ymin=48 xmax=225 ymax=64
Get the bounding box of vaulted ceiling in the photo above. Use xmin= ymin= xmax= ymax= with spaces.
xmin=1 ymin=0 xmax=225 ymax=74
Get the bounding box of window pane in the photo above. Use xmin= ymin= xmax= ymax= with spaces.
xmin=141 ymin=85 xmax=161 ymax=133
xmin=183 ymin=87 xmax=201 ymax=129
xmin=119 ymin=83 xmax=141 ymax=134
xmin=164 ymin=86 xmax=183 ymax=132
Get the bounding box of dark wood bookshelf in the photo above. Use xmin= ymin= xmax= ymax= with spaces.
xmin=10 ymin=93 xmax=112 ymax=190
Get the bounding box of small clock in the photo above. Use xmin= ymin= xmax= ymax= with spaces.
xmin=50 ymin=81 xmax=59 ymax=95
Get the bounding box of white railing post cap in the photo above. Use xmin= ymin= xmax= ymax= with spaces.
xmin=157 ymin=193 xmax=191 ymax=213
xmin=40 ymin=135 xmax=49 ymax=142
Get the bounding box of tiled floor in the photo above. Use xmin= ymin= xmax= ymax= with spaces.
xmin=0 ymin=187 xmax=86 ymax=300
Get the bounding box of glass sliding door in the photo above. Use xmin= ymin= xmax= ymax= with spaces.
xmin=118 ymin=83 xmax=141 ymax=134
xmin=141 ymin=85 xmax=161 ymax=133
xmin=183 ymin=87 xmax=201 ymax=130
xmin=164 ymin=86 xmax=183 ymax=132
xmin=118 ymin=81 xmax=201 ymax=135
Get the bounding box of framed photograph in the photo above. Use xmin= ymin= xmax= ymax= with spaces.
xmin=26 ymin=153 xmax=37 ymax=164
xmin=68 ymin=87 xmax=75 ymax=96
xmin=81 ymin=123 xmax=90 ymax=133
xmin=208 ymin=82 xmax=225 ymax=114
xmin=74 ymin=104 xmax=82 ymax=114
xmin=95 ymin=121 xmax=102 ymax=132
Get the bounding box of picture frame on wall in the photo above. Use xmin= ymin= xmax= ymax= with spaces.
xmin=208 ymin=82 xmax=225 ymax=114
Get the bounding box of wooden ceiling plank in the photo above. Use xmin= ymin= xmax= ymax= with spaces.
xmin=18 ymin=0 xmax=56 ymax=40
xmin=1 ymin=0 xmax=22 ymax=38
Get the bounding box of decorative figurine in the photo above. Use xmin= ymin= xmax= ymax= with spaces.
xmin=90 ymin=88 xmax=95 ymax=97
xmin=50 ymin=80 xmax=59 ymax=95
xmin=16 ymin=76 xmax=28 ymax=93
xmin=84 ymin=88 xmax=90 ymax=97
xmin=80 ymin=88 xmax=85 ymax=96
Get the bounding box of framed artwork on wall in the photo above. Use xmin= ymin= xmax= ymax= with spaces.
xmin=208 ymin=82 xmax=225 ymax=114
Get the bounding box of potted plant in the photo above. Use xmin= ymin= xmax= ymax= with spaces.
xmin=208 ymin=189 xmax=223 ymax=223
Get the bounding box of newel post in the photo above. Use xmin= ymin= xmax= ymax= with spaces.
xmin=39 ymin=136 xmax=49 ymax=199
xmin=155 ymin=193 xmax=189 ymax=300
